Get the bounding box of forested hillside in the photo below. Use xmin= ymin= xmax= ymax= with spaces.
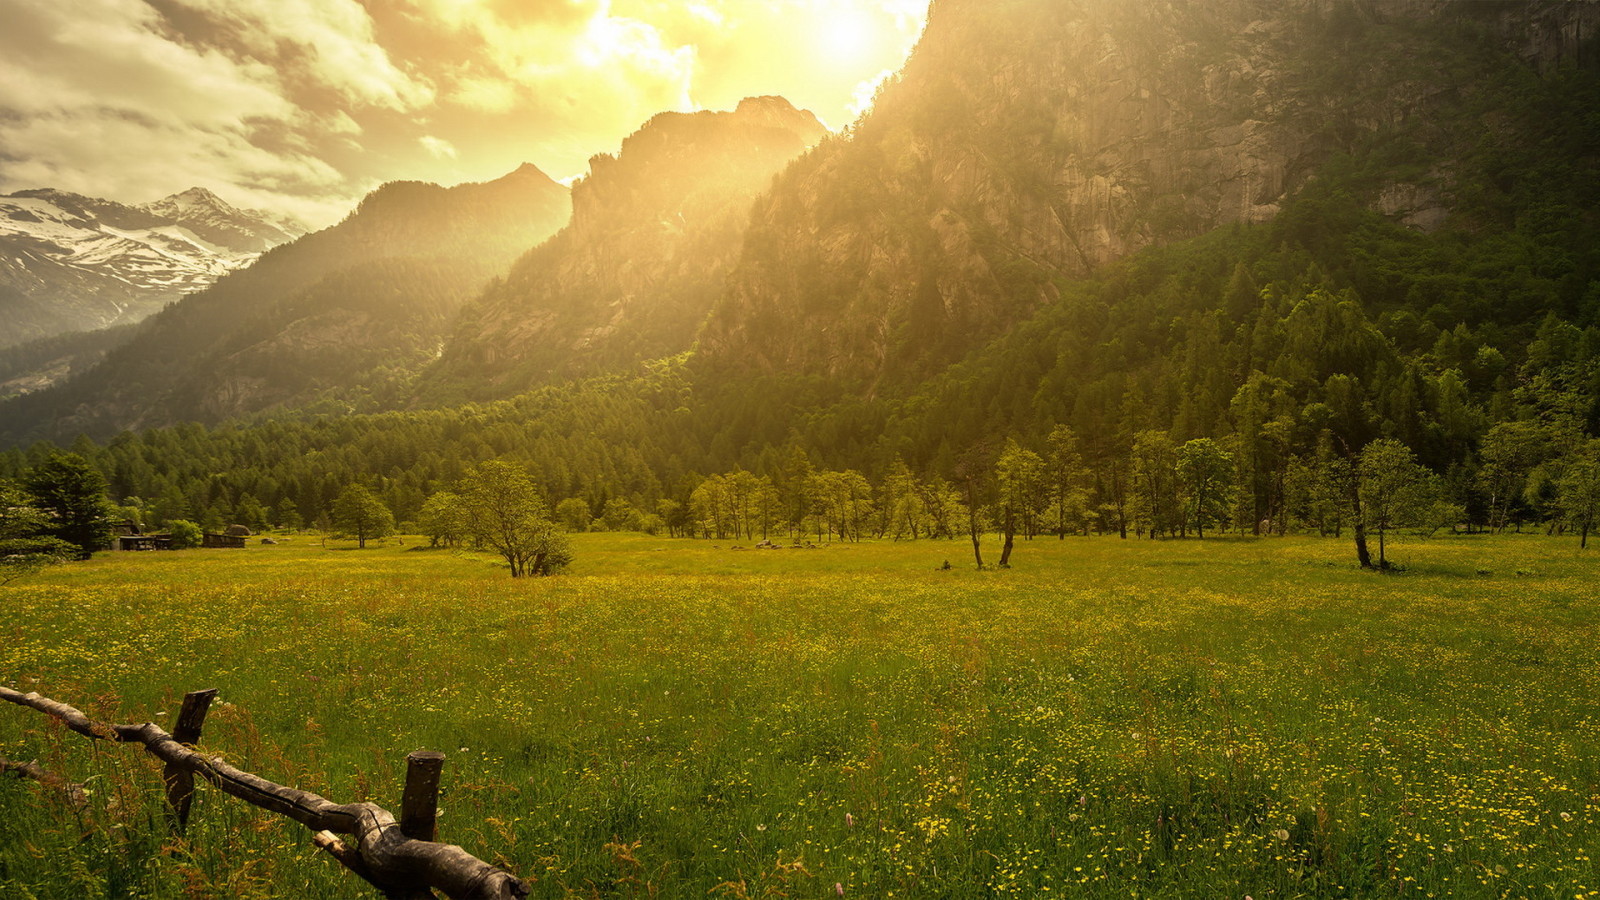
xmin=430 ymin=97 xmax=826 ymax=399
xmin=0 ymin=0 xmax=1597 ymax=555
xmin=0 ymin=165 xmax=571 ymax=443
xmin=700 ymin=0 xmax=1598 ymax=382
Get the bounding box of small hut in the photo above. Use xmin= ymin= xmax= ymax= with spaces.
xmin=202 ymin=531 xmax=247 ymax=549
xmin=117 ymin=534 xmax=173 ymax=551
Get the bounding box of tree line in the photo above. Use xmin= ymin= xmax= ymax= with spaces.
xmin=2 ymin=159 xmax=1598 ymax=573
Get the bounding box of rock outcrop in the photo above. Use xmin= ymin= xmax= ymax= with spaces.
xmin=433 ymin=97 xmax=825 ymax=396
xmin=697 ymin=0 xmax=1600 ymax=387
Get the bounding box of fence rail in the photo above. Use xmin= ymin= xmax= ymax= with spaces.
xmin=0 ymin=685 xmax=528 ymax=900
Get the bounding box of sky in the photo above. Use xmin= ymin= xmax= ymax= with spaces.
xmin=0 ymin=0 xmax=929 ymax=228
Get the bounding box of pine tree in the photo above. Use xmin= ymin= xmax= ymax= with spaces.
xmin=24 ymin=453 xmax=116 ymax=559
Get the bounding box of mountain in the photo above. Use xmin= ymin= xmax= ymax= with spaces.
xmin=140 ymin=187 xmax=300 ymax=252
xmin=0 ymin=187 xmax=303 ymax=347
xmin=697 ymin=0 xmax=1600 ymax=389
xmin=0 ymin=165 xmax=570 ymax=443
xmin=4 ymin=0 xmax=1600 ymax=545
xmin=429 ymin=96 xmax=825 ymax=398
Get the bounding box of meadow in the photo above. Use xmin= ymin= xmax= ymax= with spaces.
xmin=2 ymin=532 xmax=1598 ymax=899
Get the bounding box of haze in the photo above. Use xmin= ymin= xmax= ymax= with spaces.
xmin=0 ymin=0 xmax=928 ymax=227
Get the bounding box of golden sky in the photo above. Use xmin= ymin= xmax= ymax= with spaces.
xmin=0 ymin=0 xmax=929 ymax=226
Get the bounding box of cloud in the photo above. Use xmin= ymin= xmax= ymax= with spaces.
xmin=420 ymin=135 xmax=459 ymax=160
xmin=0 ymin=0 xmax=930 ymax=228
xmin=170 ymin=0 xmax=435 ymax=111
xmin=0 ymin=0 xmax=352 ymax=220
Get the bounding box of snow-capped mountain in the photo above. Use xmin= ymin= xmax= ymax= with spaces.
xmin=0 ymin=187 xmax=303 ymax=347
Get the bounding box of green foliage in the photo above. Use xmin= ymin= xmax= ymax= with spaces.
xmin=454 ymin=460 xmax=569 ymax=577
xmin=417 ymin=492 xmax=467 ymax=548
xmin=1558 ymin=440 xmax=1600 ymax=549
xmin=330 ymin=484 xmax=395 ymax=549
xmin=1358 ymin=438 xmax=1438 ymax=569
xmin=1176 ymin=438 xmax=1234 ymax=539
xmin=0 ymin=536 xmax=73 ymax=586
xmin=554 ymin=497 xmax=593 ymax=533
xmin=166 ymin=519 xmax=202 ymax=550
xmin=23 ymin=453 xmax=116 ymax=559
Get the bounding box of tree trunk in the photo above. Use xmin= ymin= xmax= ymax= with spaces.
xmin=1354 ymin=520 xmax=1373 ymax=569
xmin=1377 ymin=526 xmax=1386 ymax=569
xmin=968 ymin=528 xmax=983 ymax=570
xmin=999 ymin=529 xmax=1015 ymax=567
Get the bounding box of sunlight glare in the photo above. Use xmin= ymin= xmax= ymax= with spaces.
xmin=818 ymin=10 xmax=877 ymax=65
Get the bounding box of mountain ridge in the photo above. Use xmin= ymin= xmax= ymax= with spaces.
xmin=430 ymin=96 xmax=826 ymax=398
xmin=0 ymin=164 xmax=571 ymax=442
xmin=0 ymin=186 xmax=304 ymax=347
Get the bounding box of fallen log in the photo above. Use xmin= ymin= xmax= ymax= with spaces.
xmin=0 ymin=685 xmax=527 ymax=900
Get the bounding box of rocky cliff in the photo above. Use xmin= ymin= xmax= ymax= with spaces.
xmin=697 ymin=0 xmax=1600 ymax=388
xmin=432 ymin=96 xmax=825 ymax=397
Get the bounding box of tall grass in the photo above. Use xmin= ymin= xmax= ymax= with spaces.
xmin=3 ymin=532 xmax=1598 ymax=897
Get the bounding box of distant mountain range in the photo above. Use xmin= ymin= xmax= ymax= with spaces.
xmin=0 ymin=164 xmax=571 ymax=441
xmin=0 ymin=187 xmax=302 ymax=347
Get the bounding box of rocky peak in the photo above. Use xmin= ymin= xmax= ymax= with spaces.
xmin=572 ymin=98 xmax=825 ymax=231
xmin=431 ymin=97 xmax=825 ymax=394
xmin=140 ymin=187 xmax=302 ymax=253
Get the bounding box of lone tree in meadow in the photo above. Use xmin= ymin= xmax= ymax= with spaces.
xmin=1356 ymin=438 xmax=1436 ymax=569
xmin=330 ymin=483 xmax=395 ymax=549
xmin=1177 ymin=438 xmax=1233 ymax=539
xmin=456 ymin=460 xmax=569 ymax=577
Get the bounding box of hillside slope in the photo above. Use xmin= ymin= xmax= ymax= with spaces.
xmin=0 ymin=166 xmax=570 ymax=443
xmin=430 ymin=97 xmax=825 ymax=398
xmin=698 ymin=0 xmax=1600 ymax=388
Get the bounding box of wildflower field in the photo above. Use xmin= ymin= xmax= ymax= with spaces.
xmin=2 ymin=533 xmax=1598 ymax=899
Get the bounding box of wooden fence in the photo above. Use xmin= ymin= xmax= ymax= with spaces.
xmin=0 ymin=685 xmax=528 ymax=900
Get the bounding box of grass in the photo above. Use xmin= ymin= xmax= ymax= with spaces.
xmin=2 ymin=531 xmax=1599 ymax=898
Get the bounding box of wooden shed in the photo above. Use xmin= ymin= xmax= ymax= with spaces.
xmin=202 ymin=532 xmax=247 ymax=549
xmin=117 ymin=534 xmax=173 ymax=551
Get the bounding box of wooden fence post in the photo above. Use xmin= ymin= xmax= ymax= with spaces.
xmin=400 ymin=751 xmax=446 ymax=842
xmin=163 ymin=688 xmax=217 ymax=832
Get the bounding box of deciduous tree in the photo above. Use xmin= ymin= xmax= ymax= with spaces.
xmin=1358 ymin=439 xmax=1436 ymax=569
xmin=457 ymin=461 xmax=569 ymax=577
xmin=1558 ymin=440 xmax=1600 ymax=549
xmin=1177 ymin=438 xmax=1234 ymax=539
xmin=331 ymin=483 xmax=395 ymax=549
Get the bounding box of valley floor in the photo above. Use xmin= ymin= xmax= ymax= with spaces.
xmin=2 ymin=533 xmax=1598 ymax=898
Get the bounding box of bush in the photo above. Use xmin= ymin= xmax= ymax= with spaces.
xmin=167 ymin=519 xmax=203 ymax=549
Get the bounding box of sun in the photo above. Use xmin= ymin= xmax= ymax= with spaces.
xmin=817 ymin=11 xmax=878 ymax=65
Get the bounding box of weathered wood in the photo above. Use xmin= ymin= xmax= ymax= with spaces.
xmin=0 ymin=756 xmax=88 ymax=808
xmin=163 ymin=688 xmax=217 ymax=831
xmin=0 ymin=686 xmax=528 ymax=900
xmin=401 ymin=751 xmax=446 ymax=842
xmin=316 ymin=830 xmax=440 ymax=900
